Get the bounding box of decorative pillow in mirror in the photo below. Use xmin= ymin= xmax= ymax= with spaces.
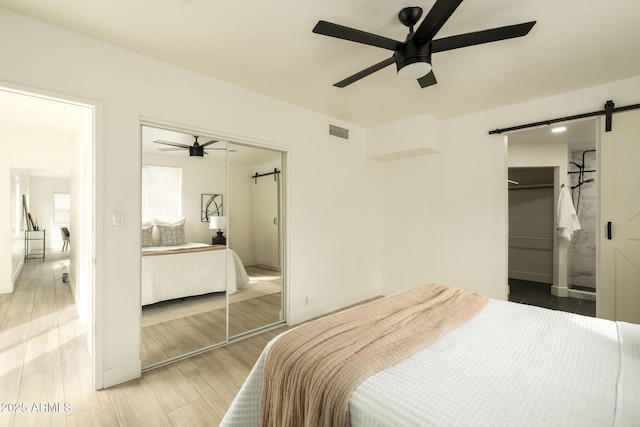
xmin=157 ymin=223 xmax=187 ymax=246
xmin=141 ymin=224 xmax=154 ymax=247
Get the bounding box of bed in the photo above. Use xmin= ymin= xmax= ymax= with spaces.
xmin=141 ymin=243 xmax=249 ymax=306
xmin=220 ymin=283 xmax=640 ymax=427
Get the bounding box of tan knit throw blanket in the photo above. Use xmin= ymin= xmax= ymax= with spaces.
xmin=260 ymin=283 xmax=489 ymax=427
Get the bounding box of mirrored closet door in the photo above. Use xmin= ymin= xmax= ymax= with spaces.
xmin=227 ymin=142 xmax=284 ymax=338
xmin=140 ymin=125 xmax=229 ymax=368
xmin=140 ymin=125 xmax=286 ymax=369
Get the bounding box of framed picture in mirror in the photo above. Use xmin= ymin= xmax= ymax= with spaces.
xmin=201 ymin=193 xmax=223 ymax=222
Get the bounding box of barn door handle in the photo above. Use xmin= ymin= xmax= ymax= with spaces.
xmin=607 ymin=221 xmax=612 ymax=240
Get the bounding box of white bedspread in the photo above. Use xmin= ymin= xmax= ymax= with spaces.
xmin=220 ymin=299 xmax=640 ymax=427
xmin=141 ymin=243 xmax=249 ymax=305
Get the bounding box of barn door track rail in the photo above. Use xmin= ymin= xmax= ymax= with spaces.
xmin=489 ymin=100 xmax=640 ymax=135
xmin=252 ymin=168 xmax=280 ymax=184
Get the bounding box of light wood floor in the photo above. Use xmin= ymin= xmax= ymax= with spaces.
xmin=141 ymin=293 xmax=282 ymax=367
xmin=2 ymin=253 xmax=379 ymax=426
xmin=0 ymin=251 xmax=292 ymax=426
xmin=141 ymin=265 xmax=283 ymax=367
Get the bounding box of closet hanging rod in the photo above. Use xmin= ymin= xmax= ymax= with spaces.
xmin=252 ymin=168 xmax=280 ymax=183
xmin=489 ymin=100 xmax=640 ymax=135
xmin=509 ymin=236 xmax=553 ymax=241
xmin=508 ymin=184 xmax=553 ymax=190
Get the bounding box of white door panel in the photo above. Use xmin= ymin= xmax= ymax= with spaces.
xmin=600 ymin=110 xmax=640 ymax=323
xmin=254 ymin=174 xmax=280 ymax=269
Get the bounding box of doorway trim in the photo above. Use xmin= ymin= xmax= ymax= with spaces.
xmin=505 ymin=118 xmax=598 ymax=308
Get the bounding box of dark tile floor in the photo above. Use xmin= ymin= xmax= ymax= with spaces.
xmin=508 ymin=278 xmax=596 ymax=317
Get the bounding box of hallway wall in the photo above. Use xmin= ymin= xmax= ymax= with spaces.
xmin=29 ymin=175 xmax=71 ymax=251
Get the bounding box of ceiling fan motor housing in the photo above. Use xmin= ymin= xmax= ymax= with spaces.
xmin=395 ymin=40 xmax=432 ymax=73
xmin=189 ymin=145 xmax=204 ymax=157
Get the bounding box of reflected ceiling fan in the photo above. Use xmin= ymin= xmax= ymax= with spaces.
xmin=312 ymin=0 xmax=536 ymax=88
xmin=153 ymin=136 xmax=222 ymax=157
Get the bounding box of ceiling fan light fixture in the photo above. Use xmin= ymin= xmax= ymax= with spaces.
xmin=397 ymin=61 xmax=432 ymax=79
xmin=395 ymin=40 xmax=432 ymax=79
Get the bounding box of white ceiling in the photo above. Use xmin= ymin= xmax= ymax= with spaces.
xmin=0 ymin=88 xmax=89 ymax=178
xmin=506 ymin=118 xmax=597 ymax=150
xmin=1 ymin=0 xmax=639 ymax=128
xmin=0 ymin=89 xmax=89 ymax=141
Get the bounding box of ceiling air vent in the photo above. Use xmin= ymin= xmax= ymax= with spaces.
xmin=329 ymin=124 xmax=349 ymax=140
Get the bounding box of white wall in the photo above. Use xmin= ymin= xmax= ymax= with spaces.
xmin=29 ymin=175 xmax=70 ymax=250
xmin=8 ymin=169 xmax=29 ymax=285
xmin=228 ymin=156 xmax=283 ymax=267
xmin=228 ymin=159 xmax=256 ymax=265
xmin=70 ymin=122 xmax=94 ymax=330
xmin=0 ymin=9 xmax=382 ymax=388
xmin=369 ymin=76 xmax=640 ymax=302
xmin=143 ymin=152 xmax=226 ymax=245
xmin=141 ymin=150 xmax=267 ymax=265
xmin=374 ymin=115 xmax=509 ymax=300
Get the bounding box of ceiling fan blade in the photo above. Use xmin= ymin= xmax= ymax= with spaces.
xmin=200 ymin=140 xmax=218 ymax=147
xmin=413 ymin=0 xmax=464 ymax=41
xmin=418 ymin=71 xmax=438 ymax=88
xmin=153 ymin=140 xmax=190 ymax=149
xmin=334 ymin=56 xmax=396 ymax=88
xmin=432 ymin=21 xmax=536 ymax=53
xmin=313 ymin=20 xmax=402 ymax=51
xmin=157 ymin=148 xmax=184 ymax=152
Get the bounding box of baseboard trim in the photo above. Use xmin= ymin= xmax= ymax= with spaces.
xmin=551 ymin=285 xmax=569 ymax=297
xmin=289 ymin=288 xmax=381 ymax=325
xmin=568 ymin=288 xmax=597 ymax=301
xmin=102 ymin=360 xmax=141 ymax=389
xmin=10 ymin=258 xmax=24 ymax=292
xmin=508 ymin=270 xmax=552 ymax=284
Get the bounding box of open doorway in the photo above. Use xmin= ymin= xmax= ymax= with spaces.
xmin=506 ymin=119 xmax=596 ymax=316
xmin=0 ymin=86 xmax=98 ymax=386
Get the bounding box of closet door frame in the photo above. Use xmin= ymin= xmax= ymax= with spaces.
xmin=140 ymin=117 xmax=289 ymax=369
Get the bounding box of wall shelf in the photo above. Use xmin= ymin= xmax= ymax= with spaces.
xmin=24 ymin=229 xmax=46 ymax=261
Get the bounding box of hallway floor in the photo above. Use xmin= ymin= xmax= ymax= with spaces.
xmin=508 ymin=278 xmax=596 ymax=317
xmin=1 ymin=250 xmax=286 ymax=426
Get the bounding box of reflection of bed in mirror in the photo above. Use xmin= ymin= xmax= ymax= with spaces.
xmin=141 ymin=243 xmax=249 ymax=306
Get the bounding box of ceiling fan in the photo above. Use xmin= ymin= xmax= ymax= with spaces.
xmin=153 ymin=136 xmax=222 ymax=157
xmin=312 ymin=0 xmax=536 ymax=88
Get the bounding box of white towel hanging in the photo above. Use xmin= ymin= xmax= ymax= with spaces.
xmin=557 ymin=186 xmax=581 ymax=241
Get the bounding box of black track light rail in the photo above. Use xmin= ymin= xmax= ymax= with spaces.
xmin=489 ymin=100 xmax=640 ymax=135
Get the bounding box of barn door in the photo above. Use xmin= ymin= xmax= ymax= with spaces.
xmin=599 ymin=109 xmax=640 ymax=323
xmin=254 ymin=172 xmax=280 ymax=269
